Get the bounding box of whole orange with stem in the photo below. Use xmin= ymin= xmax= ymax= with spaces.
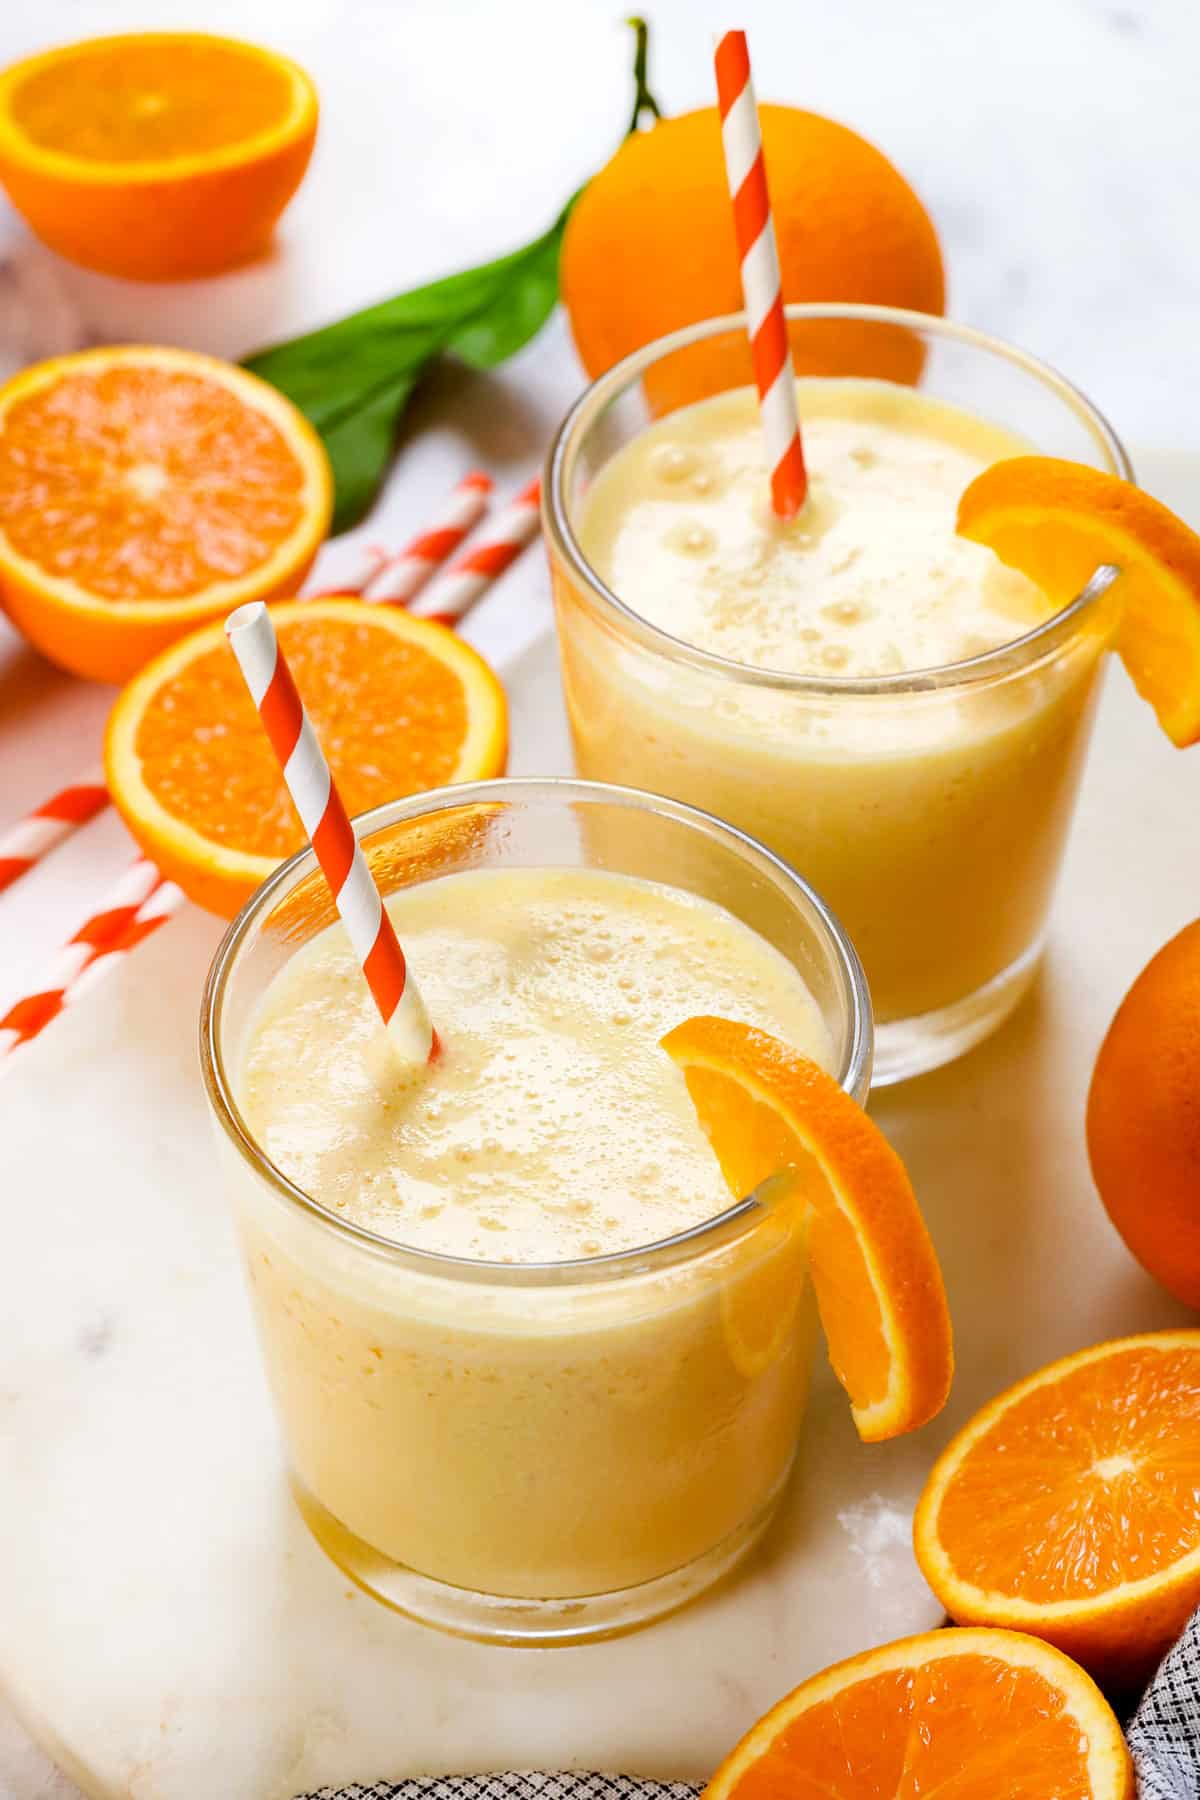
xmin=561 ymin=43 xmax=944 ymax=409
xmin=0 ymin=33 xmax=317 ymax=281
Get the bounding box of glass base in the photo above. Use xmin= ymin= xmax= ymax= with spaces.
xmin=872 ymin=939 xmax=1043 ymax=1086
xmin=291 ymin=1471 xmax=789 ymax=1646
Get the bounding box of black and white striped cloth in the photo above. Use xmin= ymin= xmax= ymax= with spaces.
xmin=296 ymin=1616 xmax=1200 ymax=1800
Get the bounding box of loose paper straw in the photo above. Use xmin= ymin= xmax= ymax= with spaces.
xmin=410 ymin=477 xmax=542 ymax=624
xmin=0 ymin=765 xmax=109 ymax=894
xmin=60 ymin=877 xmax=186 ymax=1014
xmin=714 ymin=30 xmax=807 ymax=518
xmin=0 ymin=855 xmax=165 ymax=1059
xmin=307 ymin=540 xmax=390 ymax=598
xmin=0 ymin=478 xmax=488 ymax=895
xmin=225 ymin=601 xmax=436 ymax=1064
xmin=362 ymin=471 xmax=493 ymax=602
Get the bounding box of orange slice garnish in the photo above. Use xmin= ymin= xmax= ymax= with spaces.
xmin=660 ymin=1016 xmax=952 ymax=1441
xmin=105 ymin=598 xmax=508 ymax=917
xmin=0 ymin=33 xmax=317 ymax=280
xmin=914 ymin=1330 xmax=1200 ymax=1688
xmin=0 ymin=346 xmax=331 ymax=683
xmin=957 ymin=455 xmax=1200 ymax=746
xmin=704 ymin=1627 xmax=1131 ymax=1800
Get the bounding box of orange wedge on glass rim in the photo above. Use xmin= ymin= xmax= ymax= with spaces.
xmin=661 ymin=1016 xmax=952 ymax=1441
xmin=914 ymin=1330 xmax=1200 ymax=1688
xmin=105 ymin=598 xmax=508 ymax=918
xmin=703 ymin=1626 xmax=1132 ymax=1800
xmin=957 ymin=455 xmax=1200 ymax=746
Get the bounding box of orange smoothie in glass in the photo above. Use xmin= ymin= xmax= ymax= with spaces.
xmin=205 ymin=777 xmax=870 ymax=1645
xmin=547 ymin=329 xmax=1127 ymax=1083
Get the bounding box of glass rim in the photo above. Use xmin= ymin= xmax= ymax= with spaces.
xmin=199 ymin=776 xmax=873 ymax=1288
xmin=543 ymin=301 xmax=1133 ymax=696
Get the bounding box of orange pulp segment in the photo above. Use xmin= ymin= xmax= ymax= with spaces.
xmin=105 ymin=598 xmax=508 ymax=917
xmin=660 ymin=1016 xmax=952 ymax=1440
xmin=704 ymin=1627 xmax=1131 ymax=1800
xmin=957 ymin=455 xmax=1200 ymax=746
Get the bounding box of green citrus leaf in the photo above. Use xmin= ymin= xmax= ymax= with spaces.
xmin=444 ymin=199 xmax=576 ymax=369
xmin=243 ymin=199 xmax=575 ymax=532
xmin=318 ymin=371 xmax=422 ymax=536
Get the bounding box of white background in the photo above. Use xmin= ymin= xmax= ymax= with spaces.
xmin=1 ymin=0 xmax=1198 ymax=1794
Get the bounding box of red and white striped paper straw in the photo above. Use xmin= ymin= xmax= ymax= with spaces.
xmin=0 ymin=863 xmax=186 ymax=1064
xmin=62 ymin=876 xmax=186 ymax=1012
xmin=0 ymin=764 xmax=109 ymax=894
xmin=362 ymin=471 xmax=492 ymax=603
xmin=714 ymin=30 xmax=807 ymax=519
xmin=225 ymin=601 xmax=436 ymax=1064
xmin=0 ymin=855 xmax=169 ymax=1059
xmin=307 ymin=540 xmax=390 ymax=598
xmin=410 ymin=477 xmax=542 ymax=625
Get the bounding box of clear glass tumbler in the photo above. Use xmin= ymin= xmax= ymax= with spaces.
xmin=200 ymin=778 xmax=871 ymax=1645
xmin=544 ymin=305 xmax=1132 ymax=1083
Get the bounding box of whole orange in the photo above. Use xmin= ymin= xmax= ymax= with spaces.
xmin=560 ymin=104 xmax=945 ymax=406
xmin=1087 ymin=921 xmax=1200 ymax=1307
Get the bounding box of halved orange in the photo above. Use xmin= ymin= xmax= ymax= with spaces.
xmin=0 ymin=33 xmax=317 ymax=280
xmin=105 ymin=598 xmax=508 ymax=917
xmin=0 ymin=346 xmax=331 ymax=683
xmin=661 ymin=1017 xmax=952 ymax=1441
xmin=957 ymin=455 xmax=1200 ymax=746
xmin=914 ymin=1331 xmax=1200 ymax=1688
xmin=705 ymin=1627 xmax=1131 ymax=1800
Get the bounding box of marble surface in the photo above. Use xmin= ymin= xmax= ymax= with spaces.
xmin=2 ymin=580 xmax=1200 ymax=1799
xmin=2 ymin=0 xmax=1200 ymax=1793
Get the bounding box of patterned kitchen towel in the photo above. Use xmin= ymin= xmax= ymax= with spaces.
xmin=1129 ymin=1606 xmax=1200 ymax=1799
xmin=298 ymin=1778 xmax=701 ymax=1800
xmin=296 ymin=1618 xmax=1200 ymax=1800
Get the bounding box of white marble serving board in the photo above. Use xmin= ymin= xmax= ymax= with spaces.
xmin=1 ymin=454 xmax=1198 ymax=1799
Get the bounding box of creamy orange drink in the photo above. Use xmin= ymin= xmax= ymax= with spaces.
xmin=547 ymin=309 xmax=1130 ymax=1080
xmin=203 ymin=782 xmax=871 ymax=1643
